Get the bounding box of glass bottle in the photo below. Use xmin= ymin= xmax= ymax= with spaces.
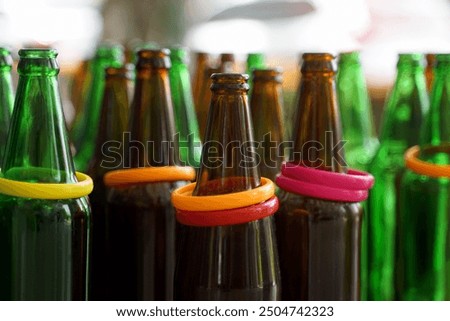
xmin=276 ymin=53 xmax=362 ymax=300
xmin=87 ymin=65 xmax=133 ymax=300
xmin=397 ymin=53 xmax=450 ymax=300
xmin=175 ymin=73 xmax=281 ymax=300
xmin=0 ymin=49 xmax=91 ymax=300
xmin=104 ymin=49 xmax=183 ymax=300
xmin=192 ymin=52 xmax=210 ymax=115
xmin=249 ymin=68 xmax=285 ymax=182
xmin=336 ymin=51 xmax=379 ymax=299
xmin=0 ymin=48 xmax=14 ymax=168
xmin=71 ymin=43 xmax=124 ymax=172
xmin=169 ymin=48 xmax=202 ymax=167
xmin=367 ymin=53 xmax=429 ymax=300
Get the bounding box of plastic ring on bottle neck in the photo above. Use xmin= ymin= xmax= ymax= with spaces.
xmin=176 ymin=196 xmax=279 ymax=227
xmin=171 ymin=177 xmax=275 ymax=211
xmin=276 ymin=162 xmax=374 ymax=202
xmin=104 ymin=166 xmax=196 ymax=187
xmin=405 ymin=145 xmax=450 ymax=178
xmin=0 ymin=170 xmax=93 ymax=199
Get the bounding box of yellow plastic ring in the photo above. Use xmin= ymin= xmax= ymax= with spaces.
xmin=171 ymin=177 xmax=275 ymax=211
xmin=0 ymin=172 xmax=93 ymax=199
xmin=405 ymin=145 xmax=450 ymax=178
xmin=104 ymin=166 xmax=196 ymax=187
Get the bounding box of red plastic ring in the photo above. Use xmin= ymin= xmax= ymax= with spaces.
xmin=176 ymin=196 xmax=279 ymax=227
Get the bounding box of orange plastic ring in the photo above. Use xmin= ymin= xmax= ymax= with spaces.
xmin=104 ymin=166 xmax=196 ymax=187
xmin=404 ymin=145 xmax=450 ymax=178
xmin=171 ymin=177 xmax=275 ymax=211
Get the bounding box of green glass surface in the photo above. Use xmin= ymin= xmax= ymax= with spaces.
xmin=397 ymin=151 xmax=449 ymax=300
xmin=169 ymin=48 xmax=202 ymax=167
xmin=396 ymin=54 xmax=450 ymax=300
xmin=367 ymin=53 xmax=429 ymax=300
xmin=0 ymin=49 xmax=91 ymax=300
xmin=421 ymin=54 xmax=450 ymax=147
xmin=0 ymin=48 xmax=14 ymax=168
xmin=336 ymin=52 xmax=379 ymax=300
xmin=71 ymin=44 xmax=124 ymax=172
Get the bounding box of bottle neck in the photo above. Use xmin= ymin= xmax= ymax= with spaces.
xmin=379 ymin=56 xmax=428 ymax=148
xmin=420 ymin=55 xmax=450 ymax=148
xmin=337 ymin=54 xmax=378 ymax=149
xmin=128 ymin=61 xmax=179 ymax=168
xmin=90 ymin=67 xmax=132 ymax=176
xmin=291 ymin=54 xmax=346 ymax=173
xmin=3 ymin=52 xmax=76 ymax=183
xmin=193 ymin=73 xmax=260 ymax=196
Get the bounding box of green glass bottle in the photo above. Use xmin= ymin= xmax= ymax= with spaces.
xmin=367 ymin=53 xmax=429 ymax=301
xmin=0 ymin=49 xmax=91 ymax=300
xmin=397 ymin=53 xmax=450 ymax=300
xmin=249 ymin=68 xmax=285 ymax=182
xmin=169 ymin=48 xmax=202 ymax=167
xmin=71 ymin=43 xmax=124 ymax=172
xmin=0 ymin=48 xmax=14 ymax=168
xmin=175 ymin=73 xmax=281 ymax=300
xmin=87 ymin=65 xmax=133 ymax=300
xmin=336 ymin=51 xmax=379 ymax=300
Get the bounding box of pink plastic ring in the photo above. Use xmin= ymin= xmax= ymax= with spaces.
xmin=276 ymin=174 xmax=368 ymax=202
xmin=176 ymin=196 xmax=279 ymax=227
xmin=282 ymin=162 xmax=374 ymax=190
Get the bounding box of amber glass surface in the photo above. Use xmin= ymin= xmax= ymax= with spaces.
xmin=250 ymin=68 xmax=285 ymax=182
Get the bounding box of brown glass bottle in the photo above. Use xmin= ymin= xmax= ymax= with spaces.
xmin=250 ymin=68 xmax=286 ymax=182
xmin=87 ymin=65 xmax=133 ymax=300
xmin=175 ymin=73 xmax=281 ymax=300
xmin=276 ymin=53 xmax=362 ymax=300
xmin=104 ymin=49 xmax=183 ymax=300
xmin=425 ymin=53 xmax=436 ymax=93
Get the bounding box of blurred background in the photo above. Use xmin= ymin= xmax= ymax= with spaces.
xmin=0 ymin=0 xmax=449 ymax=130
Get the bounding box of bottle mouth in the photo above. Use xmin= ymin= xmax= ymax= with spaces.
xmin=19 ymin=48 xmax=58 ymax=59
xmin=301 ymin=53 xmax=336 ymax=74
xmin=136 ymin=48 xmax=171 ymax=69
xmin=210 ymin=73 xmax=249 ymax=91
xmin=170 ymin=47 xmax=188 ymax=64
xmin=436 ymin=53 xmax=450 ymax=65
xmin=95 ymin=43 xmax=124 ymax=60
xmin=338 ymin=51 xmax=360 ymax=64
xmin=397 ymin=53 xmax=424 ymax=66
xmin=105 ymin=63 xmax=134 ymax=79
xmin=252 ymin=68 xmax=283 ymax=83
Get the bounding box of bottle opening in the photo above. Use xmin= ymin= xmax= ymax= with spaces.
xmin=338 ymin=51 xmax=360 ymax=64
xmin=0 ymin=47 xmax=12 ymax=68
xmin=397 ymin=53 xmax=424 ymax=67
xmin=170 ymin=47 xmax=188 ymax=64
xmin=252 ymin=68 xmax=283 ymax=83
xmin=210 ymin=73 xmax=249 ymax=91
xmin=105 ymin=64 xmax=134 ymax=79
xmin=301 ymin=53 xmax=336 ymax=74
xmin=19 ymin=48 xmax=58 ymax=59
xmin=136 ymin=48 xmax=171 ymax=69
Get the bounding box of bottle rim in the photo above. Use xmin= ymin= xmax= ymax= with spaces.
xmin=19 ymin=48 xmax=58 ymax=59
